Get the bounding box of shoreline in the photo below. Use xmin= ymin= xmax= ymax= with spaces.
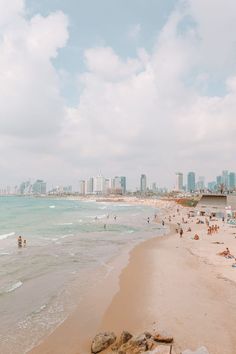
xmin=29 ymin=202 xmax=236 ymax=354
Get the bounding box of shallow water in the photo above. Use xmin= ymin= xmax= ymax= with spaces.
xmin=0 ymin=196 xmax=163 ymax=353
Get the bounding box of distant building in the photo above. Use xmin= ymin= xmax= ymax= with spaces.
xmin=187 ymin=172 xmax=195 ymax=192
xmin=63 ymin=185 xmax=72 ymax=194
xmin=229 ymin=172 xmax=236 ymax=191
xmin=32 ymin=180 xmax=46 ymax=195
xmin=120 ymin=176 xmax=126 ymax=194
xmin=93 ymin=175 xmax=106 ymax=194
xmin=79 ymin=180 xmax=85 ymax=195
xmin=208 ymin=181 xmax=217 ymax=192
xmin=140 ymin=174 xmax=147 ymax=193
xmin=222 ymin=170 xmax=229 ymax=190
xmin=175 ymin=172 xmax=183 ymax=191
xmin=85 ymin=177 xmax=93 ymax=194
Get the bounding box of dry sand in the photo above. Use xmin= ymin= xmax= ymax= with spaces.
xmin=29 ymin=201 xmax=236 ymax=354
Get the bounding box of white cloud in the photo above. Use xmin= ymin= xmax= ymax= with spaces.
xmin=0 ymin=2 xmax=68 ymax=137
xmin=0 ymin=0 xmax=236 ymax=188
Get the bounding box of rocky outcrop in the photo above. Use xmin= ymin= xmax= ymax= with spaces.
xmin=91 ymin=330 xmax=209 ymax=354
xmin=91 ymin=332 xmax=116 ymax=353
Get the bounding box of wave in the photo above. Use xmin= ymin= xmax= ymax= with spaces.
xmin=0 ymin=232 xmax=15 ymax=240
xmin=7 ymin=281 xmax=23 ymax=293
xmin=60 ymin=234 xmax=74 ymax=239
xmin=58 ymin=222 xmax=73 ymax=226
xmin=0 ymin=252 xmax=10 ymax=256
xmin=49 ymin=205 xmax=56 ymax=209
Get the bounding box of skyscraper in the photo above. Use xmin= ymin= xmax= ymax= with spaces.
xmin=93 ymin=175 xmax=106 ymax=194
xmin=187 ymin=172 xmax=195 ymax=192
xmin=229 ymin=172 xmax=236 ymax=191
xmin=222 ymin=170 xmax=229 ymax=190
xmin=32 ymin=180 xmax=46 ymax=195
xmin=79 ymin=180 xmax=85 ymax=195
xmin=175 ymin=172 xmax=183 ymax=191
xmin=140 ymin=174 xmax=147 ymax=193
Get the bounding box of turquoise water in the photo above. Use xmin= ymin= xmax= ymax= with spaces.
xmin=0 ymin=196 xmax=163 ymax=354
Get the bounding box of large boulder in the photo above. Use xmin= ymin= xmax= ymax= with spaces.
xmin=182 ymin=347 xmax=210 ymax=354
xmin=91 ymin=332 xmax=116 ymax=353
xmin=118 ymin=332 xmax=152 ymax=354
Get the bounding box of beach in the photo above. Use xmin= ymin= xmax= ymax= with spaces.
xmin=29 ymin=200 xmax=236 ymax=354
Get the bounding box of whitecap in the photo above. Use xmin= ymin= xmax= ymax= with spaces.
xmin=61 ymin=233 xmax=74 ymax=239
xmin=0 ymin=252 xmax=10 ymax=256
xmin=58 ymin=222 xmax=73 ymax=225
xmin=7 ymin=281 xmax=23 ymax=293
xmin=0 ymin=232 xmax=15 ymax=240
xmin=49 ymin=205 xmax=56 ymax=209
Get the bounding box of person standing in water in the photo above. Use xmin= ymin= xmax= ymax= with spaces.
xmin=18 ymin=236 xmax=22 ymax=248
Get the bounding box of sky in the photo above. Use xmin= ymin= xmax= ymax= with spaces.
xmin=0 ymin=0 xmax=236 ymax=190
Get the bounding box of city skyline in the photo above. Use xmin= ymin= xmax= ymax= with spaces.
xmin=0 ymin=1 xmax=235 ymax=187
xmin=1 ymin=168 xmax=236 ymax=195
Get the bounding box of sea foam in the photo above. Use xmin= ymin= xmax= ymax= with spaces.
xmin=7 ymin=281 xmax=23 ymax=293
xmin=0 ymin=232 xmax=15 ymax=240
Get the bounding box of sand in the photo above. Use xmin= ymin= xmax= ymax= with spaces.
xmin=29 ymin=201 xmax=236 ymax=354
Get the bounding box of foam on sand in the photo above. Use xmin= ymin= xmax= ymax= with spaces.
xmin=7 ymin=281 xmax=23 ymax=293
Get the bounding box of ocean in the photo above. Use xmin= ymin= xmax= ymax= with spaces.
xmin=0 ymin=196 xmax=164 ymax=353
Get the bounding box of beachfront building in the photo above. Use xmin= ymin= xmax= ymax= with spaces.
xmin=93 ymin=175 xmax=106 ymax=194
xmin=187 ymin=172 xmax=195 ymax=192
xmin=85 ymin=177 xmax=93 ymax=194
xmin=140 ymin=174 xmax=147 ymax=193
xmin=79 ymin=180 xmax=86 ymax=195
xmin=175 ymin=172 xmax=183 ymax=191
xmin=32 ymin=180 xmax=46 ymax=195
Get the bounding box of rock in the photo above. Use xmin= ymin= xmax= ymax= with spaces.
xmin=182 ymin=347 xmax=210 ymax=354
xmin=91 ymin=332 xmax=116 ymax=353
xmin=118 ymin=331 xmax=133 ymax=346
xmin=153 ymin=334 xmax=173 ymax=343
xmin=118 ymin=334 xmax=148 ymax=354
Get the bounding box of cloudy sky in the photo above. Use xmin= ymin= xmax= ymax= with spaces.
xmin=0 ymin=0 xmax=236 ymax=190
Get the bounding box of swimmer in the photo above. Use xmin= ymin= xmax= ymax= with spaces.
xmin=18 ymin=236 xmax=22 ymax=248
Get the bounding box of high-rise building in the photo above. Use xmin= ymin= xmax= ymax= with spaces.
xmin=175 ymin=172 xmax=183 ymax=191
xmin=93 ymin=175 xmax=106 ymax=194
xmin=187 ymin=172 xmax=195 ymax=192
xmin=222 ymin=170 xmax=229 ymax=190
xmin=140 ymin=174 xmax=147 ymax=193
xmin=120 ymin=176 xmax=126 ymax=194
xmin=229 ymin=172 xmax=236 ymax=191
xmin=32 ymin=180 xmax=46 ymax=195
xmin=79 ymin=180 xmax=85 ymax=195
xmin=85 ymin=178 xmax=93 ymax=194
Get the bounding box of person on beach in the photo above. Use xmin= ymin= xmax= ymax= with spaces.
xmin=18 ymin=236 xmax=22 ymax=248
xmin=114 ymin=216 xmax=117 ymax=221
xmin=147 ymin=217 xmax=150 ymax=224
xmin=23 ymin=239 xmax=27 ymax=247
xmin=218 ymin=248 xmax=234 ymax=258
xmin=179 ymin=228 xmax=183 ymax=238
xmin=162 ymin=220 xmax=165 ymax=226
xmin=194 ymin=234 xmax=199 ymax=240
